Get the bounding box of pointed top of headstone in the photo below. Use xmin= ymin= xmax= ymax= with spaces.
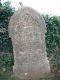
xmin=19 ymin=2 xmax=23 ymax=7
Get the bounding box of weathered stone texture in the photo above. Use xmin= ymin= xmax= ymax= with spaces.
xmin=9 ymin=7 xmax=50 ymax=80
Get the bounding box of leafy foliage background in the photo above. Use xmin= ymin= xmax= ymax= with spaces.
xmin=0 ymin=1 xmax=60 ymax=80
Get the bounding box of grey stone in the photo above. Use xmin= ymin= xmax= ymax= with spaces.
xmin=9 ymin=7 xmax=50 ymax=80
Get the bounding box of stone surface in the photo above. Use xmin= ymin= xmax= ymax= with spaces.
xmin=9 ymin=7 xmax=50 ymax=80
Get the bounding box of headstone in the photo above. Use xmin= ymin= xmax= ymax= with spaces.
xmin=9 ymin=7 xmax=50 ymax=80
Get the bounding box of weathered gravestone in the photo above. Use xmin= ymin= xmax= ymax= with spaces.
xmin=9 ymin=7 xmax=50 ymax=80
